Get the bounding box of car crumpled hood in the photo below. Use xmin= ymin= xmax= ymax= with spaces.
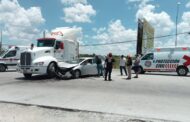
xmin=57 ymin=62 xmax=78 ymax=69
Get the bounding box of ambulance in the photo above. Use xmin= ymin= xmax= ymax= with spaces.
xmin=139 ymin=47 xmax=190 ymax=76
xmin=17 ymin=27 xmax=80 ymax=78
xmin=0 ymin=46 xmax=29 ymax=72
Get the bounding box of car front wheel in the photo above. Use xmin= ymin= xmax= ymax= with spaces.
xmin=74 ymin=70 xmax=81 ymax=78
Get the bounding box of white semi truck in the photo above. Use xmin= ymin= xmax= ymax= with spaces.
xmin=17 ymin=27 xmax=80 ymax=78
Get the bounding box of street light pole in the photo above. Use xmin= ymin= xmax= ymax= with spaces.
xmin=0 ymin=30 xmax=2 ymax=52
xmin=175 ymin=2 xmax=180 ymax=47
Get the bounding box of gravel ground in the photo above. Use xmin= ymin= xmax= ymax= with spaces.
xmin=0 ymin=102 xmax=176 ymax=122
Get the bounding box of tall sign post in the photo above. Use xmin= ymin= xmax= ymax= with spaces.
xmin=136 ymin=18 xmax=154 ymax=55
xmin=142 ymin=18 xmax=154 ymax=54
xmin=136 ymin=19 xmax=143 ymax=55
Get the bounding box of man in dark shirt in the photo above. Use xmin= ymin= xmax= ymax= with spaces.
xmin=104 ymin=53 xmax=115 ymax=81
xmin=95 ymin=55 xmax=103 ymax=76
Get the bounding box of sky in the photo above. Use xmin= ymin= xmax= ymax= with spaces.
xmin=0 ymin=0 xmax=190 ymax=55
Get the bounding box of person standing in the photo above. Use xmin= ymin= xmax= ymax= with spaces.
xmin=119 ymin=55 xmax=127 ymax=76
xmin=133 ymin=54 xmax=141 ymax=78
xmin=126 ymin=55 xmax=132 ymax=79
xmin=104 ymin=53 xmax=115 ymax=81
xmin=95 ymin=55 xmax=103 ymax=76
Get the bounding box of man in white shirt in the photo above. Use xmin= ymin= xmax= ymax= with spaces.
xmin=119 ymin=55 xmax=127 ymax=76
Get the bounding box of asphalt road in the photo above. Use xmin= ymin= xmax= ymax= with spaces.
xmin=0 ymin=70 xmax=190 ymax=122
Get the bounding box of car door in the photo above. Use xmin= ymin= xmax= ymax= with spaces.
xmin=81 ymin=59 xmax=96 ymax=75
xmin=91 ymin=58 xmax=98 ymax=75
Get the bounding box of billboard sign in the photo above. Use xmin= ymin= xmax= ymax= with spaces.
xmin=142 ymin=18 xmax=154 ymax=54
xmin=136 ymin=18 xmax=155 ymax=55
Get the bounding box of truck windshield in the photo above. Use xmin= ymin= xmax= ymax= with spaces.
xmin=37 ymin=39 xmax=55 ymax=47
xmin=0 ymin=49 xmax=8 ymax=57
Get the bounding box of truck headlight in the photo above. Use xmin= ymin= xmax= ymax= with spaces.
xmin=34 ymin=62 xmax=44 ymax=66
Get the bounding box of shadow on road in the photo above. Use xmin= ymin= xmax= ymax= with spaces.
xmin=15 ymin=75 xmax=95 ymax=83
xmin=15 ymin=75 xmax=61 ymax=82
xmin=142 ymin=72 xmax=190 ymax=77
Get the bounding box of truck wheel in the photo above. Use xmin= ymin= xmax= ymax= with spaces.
xmin=24 ymin=74 xmax=32 ymax=79
xmin=0 ymin=64 xmax=6 ymax=72
xmin=139 ymin=66 xmax=145 ymax=74
xmin=74 ymin=70 xmax=81 ymax=78
xmin=177 ymin=66 xmax=188 ymax=76
xmin=47 ymin=62 xmax=56 ymax=77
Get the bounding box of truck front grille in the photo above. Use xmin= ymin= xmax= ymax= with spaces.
xmin=20 ymin=52 xmax=31 ymax=66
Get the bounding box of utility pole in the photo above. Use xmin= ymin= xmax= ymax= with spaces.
xmin=175 ymin=2 xmax=180 ymax=47
xmin=0 ymin=30 xmax=2 ymax=52
xmin=43 ymin=30 xmax=46 ymax=38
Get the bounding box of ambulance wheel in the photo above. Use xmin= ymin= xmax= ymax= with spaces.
xmin=24 ymin=74 xmax=32 ymax=79
xmin=177 ymin=66 xmax=188 ymax=76
xmin=47 ymin=62 xmax=56 ymax=77
xmin=74 ymin=70 xmax=81 ymax=78
xmin=0 ymin=64 xmax=6 ymax=72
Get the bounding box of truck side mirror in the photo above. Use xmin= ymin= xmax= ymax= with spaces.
xmin=55 ymin=44 xmax=59 ymax=49
xmin=60 ymin=42 xmax=64 ymax=49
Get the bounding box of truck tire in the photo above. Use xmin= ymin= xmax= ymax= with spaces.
xmin=139 ymin=66 xmax=145 ymax=74
xmin=24 ymin=74 xmax=32 ymax=79
xmin=177 ymin=66 xmax=188 ymax=76
xmin=74 ymin=70 xmax=81 ymax=78
xmin=0 ymin=64 xmax=6 ymax=72
xmin=47 ymin=62 xmax=56 ymax=77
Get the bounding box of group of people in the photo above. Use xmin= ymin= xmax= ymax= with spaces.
xmin=95 ymin=53 xmax=141 ymax=81
xmin=95 ymin=53 xmax=115 ymax=81
xmin=119 ymin=54 xmax=141 ymax=79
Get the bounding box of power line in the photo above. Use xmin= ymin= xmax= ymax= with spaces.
xmin=80 ymin=31 xmax=190 ymax=47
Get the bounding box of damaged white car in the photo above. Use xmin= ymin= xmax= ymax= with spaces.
xmin=56 ymin=57 xmax=105 ymax=79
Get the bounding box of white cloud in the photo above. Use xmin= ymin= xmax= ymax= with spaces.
xmin=177 ymin=12 xmax=190 ymax=45
xmin=136 ymin=4 xmax=174 ymax=36
xmin=134 ymin=1 xmax=175 ymax=47
xmin=80 ymin=20 xmax=137 ymax=55
xmin=61 ymin=0 xmax=87 ymax=5
xmin=134 ymin=1 xmax=190 ymax=47
xmin=0 ymin=0 xmax=45 ymax=45
xmin=186 ymin=1 xmax=190 ymax=8
xmin=61 ymin=0 xmax=96 ymax=23
xmin=178 ymin=12 xmax=190 ymax=32
xmin=127 ymin=0 xmax=153 ymax=8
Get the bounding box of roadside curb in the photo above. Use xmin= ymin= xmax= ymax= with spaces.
xmin=0 ymin=100 xmax=179 ymax=122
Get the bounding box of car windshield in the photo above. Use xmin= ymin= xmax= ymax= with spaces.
xmin=37 ymin=39 xmax=55 ymax=47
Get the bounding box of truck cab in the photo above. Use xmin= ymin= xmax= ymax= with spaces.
xmin=17 ymin=27 xmax=80 ymax=78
